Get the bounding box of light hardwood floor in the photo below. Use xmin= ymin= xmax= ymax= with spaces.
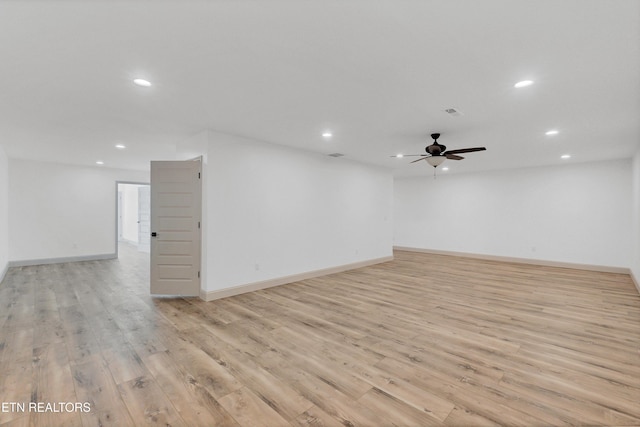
xmin=1 ymin=245 xmax=639 ymax=426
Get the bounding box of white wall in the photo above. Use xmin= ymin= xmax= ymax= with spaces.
xmin=188 ymin=131 xmax=394 ymax=293
xmin=0 ymin=145 xmax=9 ymax=282
xmin=9 ymin=159 xmax=148 ymax=264
xmin=632 ymin=147 xmax=640 ymax=289
xmin=394 ymin=159 xmax=632 ymax=269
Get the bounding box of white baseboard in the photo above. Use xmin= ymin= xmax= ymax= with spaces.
xmin=9 ymin=253 xmax=117 ymax=267
xmin=201 ymin=255 xmax=394 ymax=302
xmin=393 ymin=246 xmax=631 ymax=275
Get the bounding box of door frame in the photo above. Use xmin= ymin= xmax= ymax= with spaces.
xmin=115 ymin=181 xmax=150 ymax=259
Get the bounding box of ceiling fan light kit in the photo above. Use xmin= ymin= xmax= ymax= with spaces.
xmin=426 ymin=156 xmax=446 ymax=167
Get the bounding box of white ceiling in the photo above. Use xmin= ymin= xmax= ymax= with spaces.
xmin=1 ymin=0 xmax=638 ymax=176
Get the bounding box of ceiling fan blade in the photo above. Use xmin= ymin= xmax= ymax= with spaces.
xmin=444 ymin=147 xmax=486 ymax=155
xmin=410 ymin=157 xmax=429 ymax=164
xmin=389 ymin=154 xmax=426 ymax=158
xmin=445 ymin=154 xmax=464 ymax=160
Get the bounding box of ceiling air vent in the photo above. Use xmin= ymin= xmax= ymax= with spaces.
xmin=444 ymin=107 xmax=463 ymax=117
xmin=328 ymin=153 xmax=344 ymax=157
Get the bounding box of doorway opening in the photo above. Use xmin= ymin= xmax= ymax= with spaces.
xmin=116 ymin=182 xmax=150 ymax=259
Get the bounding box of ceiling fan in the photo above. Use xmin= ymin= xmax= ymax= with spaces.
xmin=398 ymin=133 xmax=486 ymax=169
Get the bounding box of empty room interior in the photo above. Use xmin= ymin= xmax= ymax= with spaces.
xmin=1 ymin=1 xmax=639 ymax=426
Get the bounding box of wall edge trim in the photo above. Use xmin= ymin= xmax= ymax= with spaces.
xmin=9 ymin=253 xmax=117 ymax=267
xmin=0 ymin=262 xmax=7 ymax=284
xmin=393 ymin=246 xmax=630 ymax=275
xmin=201 ymin=255 xmax=394 ymax=302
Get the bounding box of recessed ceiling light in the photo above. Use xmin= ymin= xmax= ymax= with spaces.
xmin=545 ymin=130 xmax=559 ymax=136
xmin=115 ymin=144 xmax=126 ymax=149
xmin=133 ymin=78 xmax=151 ymax=87
xmin=395 ymin=154 xmax=404 ymax=158
xmin=96 ymin=160 xmax=104 ymax=165
xmin=322 ymin=131 xmax=333 ymax=139
xmin=561 ymin=154 xmax=571 ymax=159
xmin=514 ymin=80 xmax=534 ymax=88
xmin=442 ymin=167 xmax=449 ymax=171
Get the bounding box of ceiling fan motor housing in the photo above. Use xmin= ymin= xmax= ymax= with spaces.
xmin=426 ymin=133 xmax=446 ymax=155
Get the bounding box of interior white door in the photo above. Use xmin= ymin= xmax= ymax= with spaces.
xmin=117 ymin=191 xmax=123 ymax=241
xmin=137 ymin=185 xmax=151 ymax=253
xmin=150 ymin=160 xmax=201 ymax=296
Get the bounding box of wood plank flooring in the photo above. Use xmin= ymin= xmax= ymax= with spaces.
xmin=1 ymin=245 xmax=639 ymax=426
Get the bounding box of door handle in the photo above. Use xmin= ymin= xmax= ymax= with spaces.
xmin=151 ymin=232 xmax=157 ymax=237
